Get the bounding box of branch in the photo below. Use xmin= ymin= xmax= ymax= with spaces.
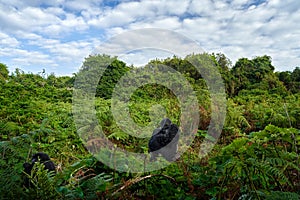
xmin=111 ymin=174 xmax=177 ymax=196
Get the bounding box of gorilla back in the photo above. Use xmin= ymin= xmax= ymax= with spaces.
xmin=23 ymin=152 xmax=56 ymax=188
xmin=148 ymin=118 xmax=180 ymax=161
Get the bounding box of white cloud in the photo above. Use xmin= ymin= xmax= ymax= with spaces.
xmin=128 ymin=16 xmax=182 ymax=31
xmin=119 ymin=49 xmax=174 ymax=67
xmin=0 ymin=5 xmax=60 ymax=32
xmin=188 ymin=0 xmax=215 ymax=16
xmin=64 ymin=0 xmax=102 ymax=11
xmin=0 ymin=32 xmax=20 ymax=47
xmin=0 ymin=2 xmax=90 ymax=37
xmin=144 ymin=0 xmax=189 ymax=16
xmin=87 ymin=0 xmax=189 ymax=29
xmin=94 ymin=28 xmax=204 ymax=67
xmin=0 ymin=47 xmax=56 ymax=71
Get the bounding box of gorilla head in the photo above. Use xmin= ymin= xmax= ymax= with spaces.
xmin=23 ymin=152 xmax=56 ymax=188
xmin=148 ymin=118 xmax=180 ymax=162
xmin=160 ymin=118 xmax=171 ymax=130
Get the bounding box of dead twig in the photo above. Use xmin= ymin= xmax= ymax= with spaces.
xmin=111 ymin=174 xmax=177 ymax=196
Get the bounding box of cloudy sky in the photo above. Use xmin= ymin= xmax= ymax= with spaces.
xmin=0 ymin=0 xmax=300 ymax=76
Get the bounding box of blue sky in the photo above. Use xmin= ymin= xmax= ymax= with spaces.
xmin=0 ymin=0 xmax=300 ymax=76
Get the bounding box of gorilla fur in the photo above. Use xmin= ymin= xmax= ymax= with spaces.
xmin=23 ymin=152 xmax=56 ymax=188
xmin=148 ymin=118 xmax=180 ymax=161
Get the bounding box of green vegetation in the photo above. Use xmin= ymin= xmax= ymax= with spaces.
xmin=0 ymin=54 xmax=299 ymax=199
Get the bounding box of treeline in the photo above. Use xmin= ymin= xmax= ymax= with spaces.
xmin=1 ymin=53 xmax=299 ymax=101
xmin=78 ymin=53 xmax=300 ymax=99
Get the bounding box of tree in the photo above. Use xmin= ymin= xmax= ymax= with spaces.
xmin=0 ymin=63 xmax=9 ymax=82
xmin=277 ymin=67 xmax=300 ymax=93
xmin=231 ymin=58 xmax=253 ymax=92
xmin=161 ymin=55 xmax=202 ymax=80
xmin=231 ymin=55 xmax=275 ymax=94
xmin=291 ymin=67 xmax=300 ymax=82
xmin=80 ymin=54 xmax=131 ymax=99
xmin=252 ymin=55 xmax=274 ymax=79
xmin=290 ymin=67 xmax=300 ymax=93
xmin=277 ymin=71 xmax=291 ymax=84
xmin=214 ymin=53 xmax=232 ymax=71
xmin=213 ymin=53 xmax=235 ymax=96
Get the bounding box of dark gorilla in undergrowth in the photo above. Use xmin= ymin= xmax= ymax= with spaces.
xmin=148 ymin=118 xmax=180 ymax=161
xmin=23 ymin=152 xmax=56 ymax=188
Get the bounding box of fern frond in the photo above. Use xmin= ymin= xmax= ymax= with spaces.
xmin=108 ymin=131 xmax=129 ymax=141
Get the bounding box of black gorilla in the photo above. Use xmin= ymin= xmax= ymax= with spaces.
xmin=148 ymin=118 xmax=180 ymax=161
xmin=23 ymin=152 xmax=56 ymax=188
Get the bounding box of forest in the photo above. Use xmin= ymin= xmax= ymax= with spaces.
xmin=0 ymin=53 xmax=299 ymax=199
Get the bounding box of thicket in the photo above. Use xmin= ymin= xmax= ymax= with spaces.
xmin=0 ymin=54 xmax=299 ymax=199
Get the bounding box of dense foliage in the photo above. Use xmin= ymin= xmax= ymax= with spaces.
xmin=0 ymin=54 xmax=299 ymax=199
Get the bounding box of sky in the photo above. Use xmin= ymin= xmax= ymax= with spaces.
xmin=0 ymin=0 xmax=300 ymax=76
